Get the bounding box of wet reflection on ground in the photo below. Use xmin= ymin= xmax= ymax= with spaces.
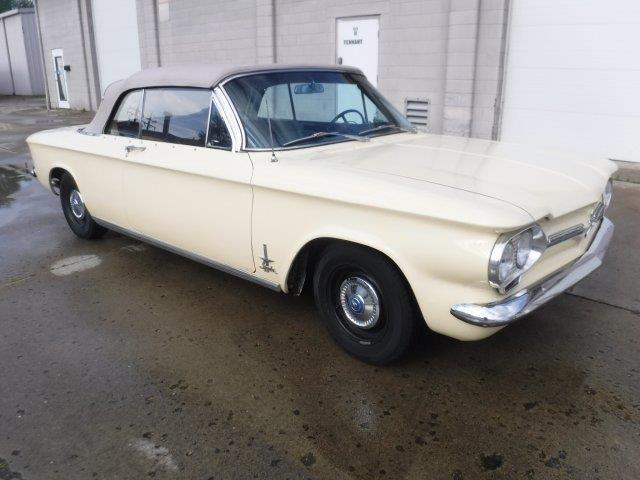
xmin=0 ymin=95 xmax=639 ymax=479
xmin=0 ymin=165 xmax=30 ymax=208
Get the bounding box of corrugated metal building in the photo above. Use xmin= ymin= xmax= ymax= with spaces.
xmin=33 ymin=0 xmax=640 ymax=162
xmin=0 ymin=8 xmax=45 ymax=96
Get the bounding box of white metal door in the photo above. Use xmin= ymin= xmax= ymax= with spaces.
xmin=336 ymin=17 xmax=379 ymax=86
xmin=91 ymin=0 xmax=142 ymax=95
xmin=500 ymin=0 xmax=640 ymax=162
xmin=51 ymin=49 xmax=69 ymax=108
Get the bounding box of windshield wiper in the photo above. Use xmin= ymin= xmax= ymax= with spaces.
xmin=282 ymin=131 xmax=370 ymax=148
xmin=358 ymin=124 xmax=418 ymax=136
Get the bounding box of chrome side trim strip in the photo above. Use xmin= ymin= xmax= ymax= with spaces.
xmin=451 ymin=218 xmax=614 ymax=327
xmin=94 ymin=218 xmax=282 ymax=292
xmin=546 ymin=200 xmax=606 ymax=247
xmin=204 ymin=90 xmax=214 ymax=148
xmin=216 ymin=85 xmax=246 ymax=152
xmin=547 ymin=224 xmax=586 ymax=247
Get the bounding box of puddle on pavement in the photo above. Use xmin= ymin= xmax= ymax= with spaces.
xmin=0 ymin=165 xmax=31 ymax=208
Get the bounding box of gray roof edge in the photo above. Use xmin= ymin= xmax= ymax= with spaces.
xmin=121 ymin=63 xmax=364 ymax=90
xmin=84 ymin=64 xmax=364 ymax=135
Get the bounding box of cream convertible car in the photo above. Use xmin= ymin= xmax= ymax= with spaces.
xmin=28 ymin=65 xmax=616 ymax=364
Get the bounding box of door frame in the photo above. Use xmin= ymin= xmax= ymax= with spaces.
xmin=51 ymin=48 xmax=70 ymax=109
xmin=335 ymin=15 xmax=380 ymax=86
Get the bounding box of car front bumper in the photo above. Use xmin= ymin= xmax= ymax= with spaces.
xmin=450 ymin=217 xmax=614 ymax=327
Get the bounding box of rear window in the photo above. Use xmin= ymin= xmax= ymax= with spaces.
xmin=106 ymin=89 xmax=142 ymax=138
xmin=140 ymin=88 xmax=211 ymax=147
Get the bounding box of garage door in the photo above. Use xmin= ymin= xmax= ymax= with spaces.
xmin=91 ymin=0 xmax=142 ymax=95
xmin=500 ymin=0 xmax=640 ymax=162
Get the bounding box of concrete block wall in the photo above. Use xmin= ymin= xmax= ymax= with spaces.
xmin=442 ymin=0 xmax=509 ymax=138
xmin=268 ymin=0 xmax=508 ymax=137
xmin=471 ymin=0 xmax=509 ymax=139
xmin=136 ymin=0 xmax=161 ymax=68
xmin=255 ymin=0 xmax=275 ymax=64
xmin=36 ymin=0 xmax=509 ymax=139
xmin=149 ymin=0 xmax=259 ymax=65
xmin=36 ymin=0 xmax=95 ymax=110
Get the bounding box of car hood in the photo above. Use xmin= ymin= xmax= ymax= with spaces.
xmin=306 ymin=133 xmax=617 ymax=220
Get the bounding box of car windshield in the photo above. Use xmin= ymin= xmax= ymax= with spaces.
xmin=224 ymin=70 xmax=415 ymax=149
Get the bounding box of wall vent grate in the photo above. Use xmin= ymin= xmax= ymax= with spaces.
xmin=405 ymin=98 xmax=430 ymax=130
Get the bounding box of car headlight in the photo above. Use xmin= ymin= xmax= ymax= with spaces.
xmin=603 ymin=178 xmax=613 ymax=210
xmin=488 ymin=225 xmax=547 ymax=292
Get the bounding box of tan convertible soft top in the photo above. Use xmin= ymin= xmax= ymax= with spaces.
xmin=83 ymin=63 xmax=363 ymax=135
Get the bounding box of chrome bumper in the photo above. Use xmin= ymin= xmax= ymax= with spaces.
xmin=450 ymin=218 xmax=614 ymax=327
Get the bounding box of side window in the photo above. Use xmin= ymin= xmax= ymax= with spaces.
xmin=106 ymin=90 xmax=143 ymax=137
xmin=207 ymin=102 xmax=232 ymax=150
xmin=140 ymin=88 xmax=211 ymax=147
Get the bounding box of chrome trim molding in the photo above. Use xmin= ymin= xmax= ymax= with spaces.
xmin=488 ymin=224 xmax=546 ymax=293
xmin=452 ymin=218 xmax=614 ymax=327
xmin=547 ymin=224 xmax=586 ymax=247
xmin=203 ymin=90 xmax=214 ymax=148
xmin=93 ymin=218 xmax=282 ymax=292
xmin=547 ymin=200 xmax=605 ymax=247
xmin=215 ymin=86 xmax=245 ymax=152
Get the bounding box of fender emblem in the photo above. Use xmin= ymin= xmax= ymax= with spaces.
xmin=259 ymin=244 xmax=276 ymax=273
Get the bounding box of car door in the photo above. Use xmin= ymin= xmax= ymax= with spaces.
xmin=122 ymin=87 xmax=255 ymax=273
xmin=74 ymin=88 xmax=145 ymax=229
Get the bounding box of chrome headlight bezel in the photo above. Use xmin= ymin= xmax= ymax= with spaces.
xmin=488 ymin=224 xmax=547 ymax=293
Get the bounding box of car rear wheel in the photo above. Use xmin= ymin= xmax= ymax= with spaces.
xmin=59 ymin=173 xmax=107 ymax=240
xmin=313 ymin=244 xmax=416 ymax=364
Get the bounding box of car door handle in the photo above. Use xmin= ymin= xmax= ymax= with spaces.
xmin=125 ymin=145 xmax=146 ymax=153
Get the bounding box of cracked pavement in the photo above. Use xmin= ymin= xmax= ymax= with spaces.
xmin=0 ymin=96 xmax=639 ymax=479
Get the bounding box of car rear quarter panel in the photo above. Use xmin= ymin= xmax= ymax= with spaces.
xmin=27 ymin=127 xmax=130 ymax=228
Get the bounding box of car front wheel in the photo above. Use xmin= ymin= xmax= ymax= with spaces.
xmin=313 ymin=244 xmax=416 ymax=364
xmin=59 ymin=173 xmax=106 ymax=240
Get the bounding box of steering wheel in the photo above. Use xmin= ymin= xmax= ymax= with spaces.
xmin=330 ymin=109 xmax=365 ymax=125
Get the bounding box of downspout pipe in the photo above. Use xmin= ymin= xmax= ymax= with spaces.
xmin=152 ymin=0 xmax=162 ymax=66
xmin=271 ymin=0 xmax=276 ymax=63
xmin=492 ymin=0 xmax=512 ymax=141
xmin=77 ymin=0 xmax=95 ymax=110
xmin=2 ymin=17 xmax=16 ymax=95
xmin=82 ymin=0 xmax=102 ymax=108
xmin=33 ymin=0 xmax=51 ymax=109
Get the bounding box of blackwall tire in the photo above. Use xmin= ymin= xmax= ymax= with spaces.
xmin=313 ymin=244 xmax=416 ymax=365
xmin=59 ymin=173 xmax=107 ymax=240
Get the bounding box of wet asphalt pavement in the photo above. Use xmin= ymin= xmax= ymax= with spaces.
xmin=0 ymin=96 xmax=639 ymax=480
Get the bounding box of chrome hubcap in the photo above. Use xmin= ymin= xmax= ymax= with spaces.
xmin=339 ymin=276 xmax=380 ymax=329
xmin=69 ymin=189 xmax=86 ymax=219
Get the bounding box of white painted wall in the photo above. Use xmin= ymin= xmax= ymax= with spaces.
xmin=91 ymin=0 xmax=141 ymax=95
xmin=501 ymin=0 xmax=640 ymax=163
